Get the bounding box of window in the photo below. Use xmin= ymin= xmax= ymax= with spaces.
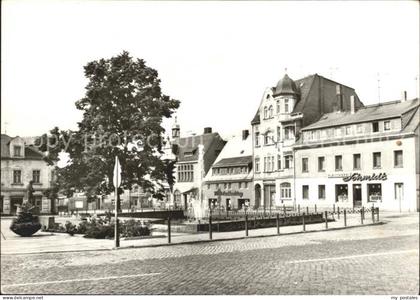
xmin=13 ymin=146 xmax=22 ymax=157
xmin=227 ymin=183 xmax=232 ymax=189
xmin=271 ymin=156 xmax=275 ymax=172
xmin=356 ymin=124 xmax=364 ymax=134
xmin=353 ymin=154 xmax=361 ymax=170
xmin=32 ymin=170 xmax=41 ymax=184
xmin=264 ymin=157 xmax=267 ymax=172
xmin=207 ymin=184 xmax=210 ymax=190
xmin=178 ymin=164 xmax=194 ymax=182
xmin=373 ymin=152 xmax=381 ymax=168
xmin=318 ymin=185 xmax=326 ymax=200
xmin=368 ymin=183 xmax=382 ymax=202
xmin=264 ymin=107 xmax=268 ymax=119
xmin=255 ymin=157 xmax=260 ymax=172
xmin=255 ymin=132 xmax=260 ymax=147
xmin=276 ymin=100 xmax=280 ymax=113
xmin=268 ymin=105 xmax=274 ymax=118
xmin=277 ymin=154 xmax=281 ymax=170
xmin=384 ymin=121 xmax=391 ymax=131
xmin=280 ymin=182 xmax=291 ymax=199
xmin=318 ymin=157 xmax=325 ymax=172
xmin=13 ymin=170 xmax=22 ymax=184
xmin=345 ymin=126 xmax=351 ymax=135
xmin=335 ymin=127 xmax=342 ymax=137
xmin=394 ymin=150 xmax=403 ymax=167
xmin=264 ymin=132 xmax=272 ymax=145
xmin=284 ymin=126 xmax=294 ymax=140
xmin=284 ymin=155 xmax=293 ymax=169
xmin=277 ymin=126 xmax=281 ymax=142
xmin=244 ymin=182 xmax=248 ymax=189
xmin=284 ymin=99 xmax=289 ymax=113
xmin=335 ymin=155 xmax=342 ymax=171
xmin=302 ymin=158 xmax=309 ymax=173
xmin=372 ymin=122 xmax=379 ymax=133
xmin=302 ymin=185 xmax=309 ymax=200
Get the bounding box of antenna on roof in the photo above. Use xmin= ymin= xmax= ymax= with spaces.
xmin=377 ymin=72 xmax=381 ymax=104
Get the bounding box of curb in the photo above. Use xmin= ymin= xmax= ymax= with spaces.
xmin=0 ymin=221 xmax=386 ymax=256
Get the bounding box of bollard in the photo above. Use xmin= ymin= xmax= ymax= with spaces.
xmin=306 ymin=206 xmax=309 ymax=215
xmin=376 ymin=207 xmax=380 ymax=222
xmin=344 ymin=209 xmax=347 ymax=227
xmin=245 ymin=215 xmax=248 ymax=237
xmin=337 ymin=206 xmax=340 ymax=219
xmin=324 ymin=211 xmax=328 ymax=229
xmin=209 ymin=215 xmax=213 ymax=240
xmin=276 ymin=213 xmax=280 ymax=235
xmin=314 ymin=204 xmax=317 ymax=213
xmin=302 ymin=213 xmax=306 ymax=232
xmin=298 ymin=204 xmax=300 ymax=215
xmin=371 ymin=206 xmax=375 ymax=223
xmin=167 ymin=217 xmax=171 ymax=244
xmin=360 ymin=207 xmax=364 ymax=224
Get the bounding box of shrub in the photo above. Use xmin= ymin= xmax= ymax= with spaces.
xmin=9 ymin=206 xmax=41 ymax=237
xmin=121 ymin=219 xmax=151 ymax=238
xmin=77 ymin=220 xmax=88 ymax=234
xmin=65 ymin=221 xmax=78 ymax=236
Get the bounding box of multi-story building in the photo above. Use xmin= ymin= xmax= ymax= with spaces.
xmin=1 ymin=134 xmax=55 ymax=214
xmin=171 ymin=125 xmax=226 ymax=209
xmin=203 ymin=129 xmax=253 ymax=210
xmin=294 ymin=96 xmax=419 ymax=211
xmin=251 ymin=73 xmax=364 ymax=210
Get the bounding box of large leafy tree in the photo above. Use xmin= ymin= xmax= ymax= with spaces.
xmin=38 ymin=51 xmax=179 ymax=208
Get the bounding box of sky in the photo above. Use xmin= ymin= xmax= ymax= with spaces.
xmin=2 ymin=0 xmax=419 ymax=139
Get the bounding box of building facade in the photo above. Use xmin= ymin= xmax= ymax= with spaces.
xmin=1 ymin=134 xmax=55 ymax=214
xmin=171 ymin=126 xmax=226 ymax=209
xmin=251 ymin=73 xmax=364 ymax=210
xmin=294 ymin=97 xmax=419 ymax=211
xmin=203 ymin=130 xmax=253 ymax=210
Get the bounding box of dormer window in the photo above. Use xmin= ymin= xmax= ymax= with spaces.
xmin=384 ymin=121 xmax=391 ymax=131
xmin=13 ymin=146 xmax=22 ymax=157
xmin=372 ymin=122 xmax=379 ymax=133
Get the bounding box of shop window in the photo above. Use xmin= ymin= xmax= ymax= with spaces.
xmin=373 ymin=152 xmax=381 ymax=168
xmin=335 ymin=155 xmax=342 ymax=171
xmin=367 ymin=183 xmax=382 ymax=202
xmin=353 ymin=154 xmax=361 ymax=170
xmin=302 ymin=185 xmax=309 ymax=200
xmin=318 ymin=185 xmax=326 ymax=200
xmin=372 ymin=122 xmax=379 ymax=133
xmin=335 ymin=184 xmax=348 ymax=202
xmin=394 ymin=150 xmax=403 ymax=168
xmin=318 ymin=157 xmax=325 ymax=172
xmin=280 ymin=182 xmax=291 ymax=200
xmin=302 ymin=158 xmax=309 ymax=173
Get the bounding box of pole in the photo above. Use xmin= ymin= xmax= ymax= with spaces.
xmin=302 ymin=213 xmax=306 ymax=232
xmin=314 ymin=204 xmax=317 ymax=213
xmin=167 ymin=217 xmax=171 ymax=244
xmin=283 ymin=204 xmax=286 ymax=216
xmin=376 ymin=207 xmax=380 ymax=222
xmin=371 ymin=206 xmax=375 ymax=223
xmin=306 ymin=206 xmax=309 ymax=215
xmin=114 ymin=179 xmax=119 ymax=248
xmin=337 ymin=206 xmax=340 ymax=219
xmin=344 ymin=209 xmax=347 ymax=227
xmin=245 ymin=214 xmax=248 ymax=237
xmin=209 ymin=210 xmax=213 ymax=240
xmin=276 ymin=213 xmax=280 ymax=235
xmin=324 ymin=211 xmax=328 ymax=229
xmin=361 ymin=207 xmax=364 ymax=224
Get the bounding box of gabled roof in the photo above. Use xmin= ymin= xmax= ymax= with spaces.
xmin=174 ymin=132 xmax=224 ymax=162
xmin=302 ymin=98 xmax=419 ymax=131
xmin=1 ymin=134 xmax=44 ymax=159
xmin=213 ymin=155 xmax=252 ymax=168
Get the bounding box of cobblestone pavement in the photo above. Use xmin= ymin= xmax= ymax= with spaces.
xmin=1 ymin=213 xmax=419 ymax=295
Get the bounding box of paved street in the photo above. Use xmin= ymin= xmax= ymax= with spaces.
xmin=1 ymin=213 xmax=419 ymax=295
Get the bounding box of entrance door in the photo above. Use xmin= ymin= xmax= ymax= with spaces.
xmin=353 ymin=184 xmax=362 ymax=207
xmin=395 ymin=183 xmax=404 ymax=212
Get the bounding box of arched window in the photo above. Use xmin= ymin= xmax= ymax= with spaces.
xmin=264 ymin=106 xmax=268 ymax=119
xmin=268 ymin=105 xmax=274 ymax=118
xmin=280 ymin=182 xmax=291 ymax=199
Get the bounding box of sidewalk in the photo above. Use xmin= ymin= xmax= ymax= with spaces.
xmin=0 ymin=211 xmax=398 ymax=255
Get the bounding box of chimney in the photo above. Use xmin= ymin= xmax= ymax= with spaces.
xmin=401 ymin=91 xmax=407 ymax=102
xmin=204 ymin=127 xmax=212 ymax=134
xmin=242 ymin=129 xmax=249 ymax=140
xmin=350 ymin=95 xmax=356 ymax=114
xmin=336 ymin=85 xmax=343 ymax=111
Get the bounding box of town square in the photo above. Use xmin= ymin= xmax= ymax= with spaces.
xmin=1 ymin=0 xmax=419 ymax=298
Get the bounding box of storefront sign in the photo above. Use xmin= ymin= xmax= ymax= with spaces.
xmin=343 ymin=172 xmax=387 ymax=182
xmin=214 ymin=190 xmax=244 ymax=197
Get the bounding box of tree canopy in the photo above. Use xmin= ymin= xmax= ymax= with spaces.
xmin=38 ymin=51 xmax=180 ymax=201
